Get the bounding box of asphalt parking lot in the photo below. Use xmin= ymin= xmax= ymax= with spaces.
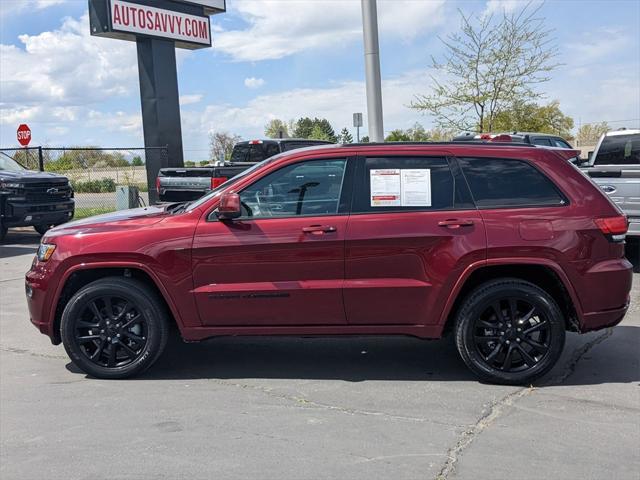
xmin=1 ymin=229 xmax=639 ymax=480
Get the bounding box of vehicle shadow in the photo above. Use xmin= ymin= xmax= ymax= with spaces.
xmin=0 ymin=228 xmax=40 ymax=258
xmin=106 ymin=325 xmax=638 ymax=386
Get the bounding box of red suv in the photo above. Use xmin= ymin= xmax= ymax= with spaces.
xmin=25 ymin=143 xmax=633 ymax=384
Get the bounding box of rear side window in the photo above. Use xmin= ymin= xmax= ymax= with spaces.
xmin=353 ymin=157 xmax=458 ymax=213
xmin=531 ymin=137 xmax=552 ymax=146
xmin=230 ymin=144 xmax=267 ymax=163
xmin=459 ymin=157 xmax=566 ymax=208
xmin=594 ymin=134 xmax=640 ymax=165
xmin=552 ymin=138 xmax=571 ymax=148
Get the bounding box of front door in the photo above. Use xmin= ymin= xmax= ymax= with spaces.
xmin=192 ymin=158 xmax=352 ymax=326
xmin=344 ymin=155 xmax=486 ymax=325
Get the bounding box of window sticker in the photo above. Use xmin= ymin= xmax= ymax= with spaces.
xmin=370 ymin=169 xmax=401 ymax=206
xmin=400 ymin=169 xmax=431 ymax=206
xmin=370 ymin=168 xmax=432 ymax=207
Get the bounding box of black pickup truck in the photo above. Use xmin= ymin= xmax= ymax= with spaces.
xmin=0 ymin=156 xmax=74 ymax=241
xmin=157 ymin=139 xmax=333 ymax=202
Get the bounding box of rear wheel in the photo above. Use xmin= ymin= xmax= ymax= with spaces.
xmin=454 ymin=278 xmax=565 ymax=385
xmin=61 ymin=277 xmax=169 ymax=379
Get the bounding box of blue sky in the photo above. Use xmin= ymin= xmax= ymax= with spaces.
xmin=1 ymin=0 xmax=639 ymax=161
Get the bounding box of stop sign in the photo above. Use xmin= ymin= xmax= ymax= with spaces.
xmin=17 ymin=124 xmax=32 ymax=147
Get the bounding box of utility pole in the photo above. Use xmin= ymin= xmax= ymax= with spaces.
xmin=361 ymin=0 xmax=384 ymax=142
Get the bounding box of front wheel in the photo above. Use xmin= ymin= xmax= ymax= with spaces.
xmin=61 ymin=277 xmax=169 ymax=379
xmin=34 ymin=224 xmax=54 ymax=235
xmin=454 ymin=278 xmax=565 ymax=385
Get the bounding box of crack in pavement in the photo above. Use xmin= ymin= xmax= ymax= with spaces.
xmin=207 ymin=378 xmax=462 ymax=427
xmin=434 ymin=328 xmax=614 ymax=480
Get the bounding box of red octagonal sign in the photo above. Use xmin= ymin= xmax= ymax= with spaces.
xmin=17 ymin=124 xmax=32 ymax=147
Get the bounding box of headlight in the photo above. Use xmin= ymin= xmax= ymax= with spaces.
xmin=37 ymin=244 xmax=56 ymax=262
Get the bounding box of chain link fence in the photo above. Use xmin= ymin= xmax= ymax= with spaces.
xmin=1 ymin=146 xmax=167 ymax=220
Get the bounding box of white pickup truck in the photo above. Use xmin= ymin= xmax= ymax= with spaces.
xmin=582 ymin=129 xmax=640 ymax=269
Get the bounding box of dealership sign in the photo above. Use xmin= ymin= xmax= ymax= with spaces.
xmin=89 ymin=0 xmax=225 ymax=50
xmin=110 ymin=0 xmax=210 ymax=47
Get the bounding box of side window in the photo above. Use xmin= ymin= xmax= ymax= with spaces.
xmin=265 ymin=143 xmax=280 ymax=158
xmin=552 ymin=138 xmax=571 ymax=148
xmin=594 ymin=134 xmax=640 ymax=165
xmin=353 ymin=157 xmax=457 ymax=213
xmin=239 ymin=159 xmax=347 ymax=219
xmin=459 ymin=157 xmax=566 ymax=208
xmin=531 ymin=137 xmax=552 ymax=146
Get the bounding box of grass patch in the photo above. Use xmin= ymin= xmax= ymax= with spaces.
xmin=74 ymin=206 xmax=116 ymax=220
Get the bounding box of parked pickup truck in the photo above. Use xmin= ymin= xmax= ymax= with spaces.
xmin=157 ymin=138 xmax=333 ymax=202
xmin=0 ymin=155 xmax=74 ymax=241
xmin=582 ymin=129 xmax=639 ymax=270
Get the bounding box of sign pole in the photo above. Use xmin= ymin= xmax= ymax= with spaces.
xmin=136 ymin=37 xmax=184 ymax=204
xmin=361 ymin=0 xmax=384 ymax=142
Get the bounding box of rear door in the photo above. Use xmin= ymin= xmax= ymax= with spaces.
xmin=344 ymin=155 xmax=486 ymax=325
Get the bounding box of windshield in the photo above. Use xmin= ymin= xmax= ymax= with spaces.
xmin=187 ymin=156 xmax=278 ymax=211
xmin=0 ymin=155 xmax=26 ymax=172
xmin=594 ymin=133 xmax=640 ymax=165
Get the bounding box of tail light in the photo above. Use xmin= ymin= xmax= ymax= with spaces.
xmin=211 ymin=177 xmax=228 ymax=189
xmin=155 ymin=176 xmax=161 ymax=192
xmin=595 ymin=216 xmax=628 ymax=242
xmin=489 ymin=134 xmax=512 ymax=142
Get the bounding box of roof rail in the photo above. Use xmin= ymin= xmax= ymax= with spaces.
xmin=339 ymin=141 xmax=535 ymax=148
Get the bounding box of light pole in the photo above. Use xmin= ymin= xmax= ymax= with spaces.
xmin=361 ymin=0 xmax=384 ymax=142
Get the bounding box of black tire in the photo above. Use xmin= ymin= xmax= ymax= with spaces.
xmin=34 ymin=224 xmax=53 ymax=235
xmin=61 ymin=277 xmax=169 ymax=379
xmin=454 ymin=278 xmax=565 ymax=385
xmin=0 ymin=223 xmax=7 ymax=242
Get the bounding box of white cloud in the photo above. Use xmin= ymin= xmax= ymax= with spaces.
xmin=182 ymin=69 xmax=431 ymax=141
xmin=484 ymin=0 xmax=524 ymax=15
xmin=0 ymin=14 xmax=138 ymax=110
xmin=212 ymin=0 xmax=445 ymax=62
xmin=0 ymin=0 xmax=66 ymax=17
xmin=179 ymin=94 xmax=204 ymax=106
xmin=565 ymin=28 xmax=631 ymax=67
xmin=244 ymin=77 xmax=265 ymax=89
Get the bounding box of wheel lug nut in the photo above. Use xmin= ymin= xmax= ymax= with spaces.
xmin=100 ymin=330 xmax=105 ymax=333
xmin=506 ymin=340 xmax=510 ymax=345
xmin=116 ymin=334 xmax=121 ymax=338
xmin=107 ymin=337 xmax=111 ymax=341
xmin=500 ymin=331 xmax=504 ymax=335
xmin=516 ymin=338 xmax=521 ymax=342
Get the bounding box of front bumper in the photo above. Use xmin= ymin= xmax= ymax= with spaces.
xmin=4 ymin=200 xmax=74 ymax=227
xmin=25 ymin=261 xmax=60 ymax=344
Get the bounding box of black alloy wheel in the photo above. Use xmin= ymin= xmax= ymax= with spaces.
xmin=73 ymin=296 xmax=149 ymax=369
xmin=455 ymin=278 xmax=565 ymax=385
xmin=472 ymin=297 xmax=551 ymax=372
xmin=61 ymin=277 xmax=169 ymax=379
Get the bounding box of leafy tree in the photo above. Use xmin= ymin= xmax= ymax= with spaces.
xmin=293 ymin=117 xmax=315 ymax=138
xmin=339 ymin=127 xmax=354 ymax=143
xmin=493 ymin=101 xmax=574 ymax=139
xmin=199 ymin=160 xmax=210 ymax=166
xmin=428 ymin=127 xmax=458 ymax=142
xmin=184 ymin=161 xmax=196 ymax=167
xmin=385 ymin=130 xmax=411 ymax=142
xmin=576 ymin=122 xmax=610 ymax=146
xmin=360 ymin=136 xmax=370 ymax=143
xmin=411 ymin=4 xmax=559 ymax=132
xmin=209 ymin=131 xmax=242 ymax=163
xmin=264 ymin=119 xmax=289 ymax=139
xmin=292 ymin=117 xmax=338 ymax=142
xmin=131 ymin=156 xmax=144 ymax=166
xmin=309 ymin=124 xmax=332 ymax=141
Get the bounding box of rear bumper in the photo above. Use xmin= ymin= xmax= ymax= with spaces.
xmin=627 ymin=217 xmax=640 ymax=237
xmin=575 ymin=258 xmax=633 ymax=332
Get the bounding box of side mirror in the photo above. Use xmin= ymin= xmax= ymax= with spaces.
xmin=216 ymin=192 xmax=241 ymax=220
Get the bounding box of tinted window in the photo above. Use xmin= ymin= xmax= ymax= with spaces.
xmin=459 ymin=157 xmax=566 ymax=208
xmin=531 ymin=137 xmax=552 ymax=146
xmin=239 ymin=159 xmax=347 ymax=218
xmin=353 ymin=157 xmax=456 ymax=213
xmin=594 ymin=133 xmax=640 ymax=165
xmin=265 ymin=143 xmax=280 ymax=158
xmin=552 ymin=138 xmax=571 ymax=148
xmin=230 ymin=144 xmax=267 ymax=163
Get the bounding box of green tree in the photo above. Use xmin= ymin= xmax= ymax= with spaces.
xmin=293 ymin=117 xmax=315 ymax=138
xmin=184 ymin=161 xmax=196 ymax=167
xmin=411 ymin=4 xmax=559 ymax=132
xmin=576 ymin=122 xmax=610 ymax=146
xmin=131 ymin=156 xmax=144 ymax=166
xmin=493 ymin=101 xmax=574 ymax=139
xmin=339 ymin=127 xmax=354 ymax=143
xmin=360 ymin=136 xmax=370 ymax=143
xmin=385 ymin=129 xmax=411 ymax=142
xmin=264 ymin=119 xmax=289 ymax=138
xmin=309 ymin=124 xmax=332 ymax=141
